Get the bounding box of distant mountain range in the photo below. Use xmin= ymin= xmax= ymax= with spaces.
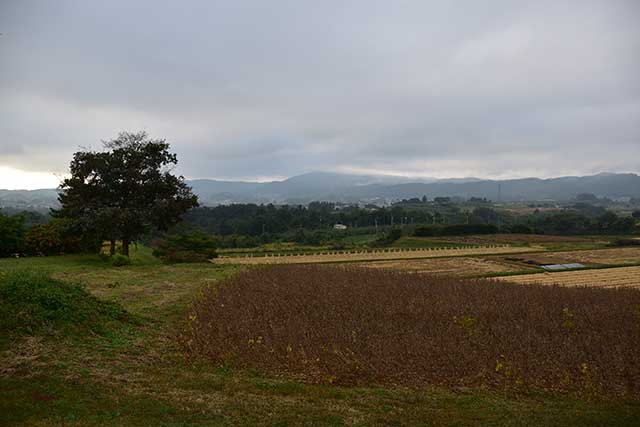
xmin=1 ymin=172 xmax=639 ymax=210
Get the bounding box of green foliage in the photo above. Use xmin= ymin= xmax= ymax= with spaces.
xmin=24 ymin=220 xmax=82 ymax=256
xmin=454 ymin=314 xmax=478 ymax=337
xmin=0 ymin=210 xmax=25 ymax=257
xmin=471 ymin=207 xmax=501 ymax=224
xmin=183 ymin=203 xmax=441 ymax=239
xmin=507 ymin=224 xmax=534 ymax=234
xmin=152 ymin=232 xmax=218 ymax=263
xmin=182 ymin=202 xmax=638 ymax=248
xmin=24 ymin=223 xmax=62 ymax=255
xmin=609 ymin=238 xmax=640 ymax=247
xmin=528 ymin=211 xmax=636 ymax=235
xmin=371 ymin=227 xmax=402 ymax=247
xmin=55 ymin=131 xmax=198 ymax=256
xmin=111 ymin=253 xmax=132 ymax=267
xmin=0 ymin=208 xmax=50 ymax=228
xmin=414 ymin=223 xmax=499 ymax=237
xmin=0 ymin=271 xmax=128 ymax=335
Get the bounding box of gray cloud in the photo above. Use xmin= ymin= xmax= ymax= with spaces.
xmin=1 ymin=0 xmax=639 ymax=184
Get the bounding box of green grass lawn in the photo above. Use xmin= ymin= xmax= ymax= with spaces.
xmin=1 ymin=248 xmax=639 ymax=426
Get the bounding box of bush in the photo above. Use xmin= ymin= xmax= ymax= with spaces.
xmin=111 ymin=253 xmax=132 ymax=267
xmin=371 ymin=227 xmax=402 ymax=247
xmin=0 ymin=211 xmax=25 ymax=257
xmin=0 ymin=271 xmax=129 ymax=335
xmin=24 ymin=223 xmax=63 ymax=255
xmin=507 ymin=224 xmax=534 ymax=234
xmin=152 ymin=232 xmax=218 ymax=263
xmin=609 ymin=238 xmax=640 ymax=247
xmin=183 ymin=265 xmax=640 ymax=396
xmin=414 ymin=223 xmax=499 ymax=237
xmin=24 ymin=220 xmax=83 ymax=256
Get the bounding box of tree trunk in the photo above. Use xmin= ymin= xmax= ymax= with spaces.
xmin=110 ymin=239 xmax=116 ymax=256
xmin=122 ymin=238 xmax=130 ymax=257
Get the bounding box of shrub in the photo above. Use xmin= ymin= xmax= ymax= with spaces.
xmin=183 ymin=265 xmax=640 ymax=396
xmin=23 ymin=220 xmax=85 ymax=256
xmin=413 ymin=225 xmax=437 ymax=237
xmin=371 ymin=227 xmax=402 ymax=247
xmin=152 ymin=232 xmax=218 ymax=263
xmin=0 ymin=271 xmax=129 ymax=335
xmin=507 ymin=224 xmax=534 ymax=234
xmin=609 ymin=238 xmax=640 ymax=247
xmin=0 ymin=211 xmax=25 ymax=257
xmin=111 ymin=253 xmax=132 ymax=267
xmin=414 ymin=223 xmax=499 ymax=237
xmin=25 ymin=223 xmax=63 ymax=255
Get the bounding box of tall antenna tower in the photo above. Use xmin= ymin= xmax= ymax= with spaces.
xmin=498 ymin=183 xmax=502 ymax=203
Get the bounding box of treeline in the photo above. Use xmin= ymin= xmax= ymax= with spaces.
xmin=181 ymin=203 xmax=638 ymax=238
xmin=522 ymin=211 xmax=636 ymax=235
xmin=414 ymin=224 xmax=499 ymax=237
xmin=414 ymin=211 xmax=636 ymax=237
xmin=182 ymin=202 xmax=485 ymax=236
xmin=3 ymin=202 xmax=638 ymax=257
xmin=0 ymin=211 xmax=85 ymax=257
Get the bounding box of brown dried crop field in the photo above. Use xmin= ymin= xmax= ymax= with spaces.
xmin=356 ymin=256 xmax=521 ymax=276
xmin=495 ymin=247 xmax=640 ymax=267
xmin=498 ymin=266 xmax=640 ymax=289
xmin=212 ymin=245 xmax=540 ymax=265
xmin=183 ymin=265 xmax=640 ymax=397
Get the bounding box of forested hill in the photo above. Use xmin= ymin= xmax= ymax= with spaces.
xmin=185 ymin=172 xmax=640 ymax=204
xmin=1 ymin=172 xmax=639 ymax=208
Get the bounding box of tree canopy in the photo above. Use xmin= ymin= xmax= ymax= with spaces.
xmin=0 ymin=210 xmax=25 ymax=257
xmin=55 ymin=132 xmax=198 ymax=255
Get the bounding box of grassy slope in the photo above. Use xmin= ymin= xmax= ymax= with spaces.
xmin=1 ymin=248 xmax=639 ymax=426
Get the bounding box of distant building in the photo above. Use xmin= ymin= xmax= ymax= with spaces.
xmin=333 ymin=224 xmax=347 ymax=230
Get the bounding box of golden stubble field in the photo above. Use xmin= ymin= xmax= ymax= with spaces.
xmin=495 ymin=247 xmax=640 ymax=266
xmin=497 ymin=265 xmax=640 ymax=288
xmin=212 ymin=245 xmax=540 ymax=265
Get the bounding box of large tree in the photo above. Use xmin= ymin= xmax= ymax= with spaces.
xmin=55 ymin=132 xmax=198 ymax=256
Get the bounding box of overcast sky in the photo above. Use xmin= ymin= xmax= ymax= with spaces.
xmin=1 ymin=0 xmax=639 ymax=189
